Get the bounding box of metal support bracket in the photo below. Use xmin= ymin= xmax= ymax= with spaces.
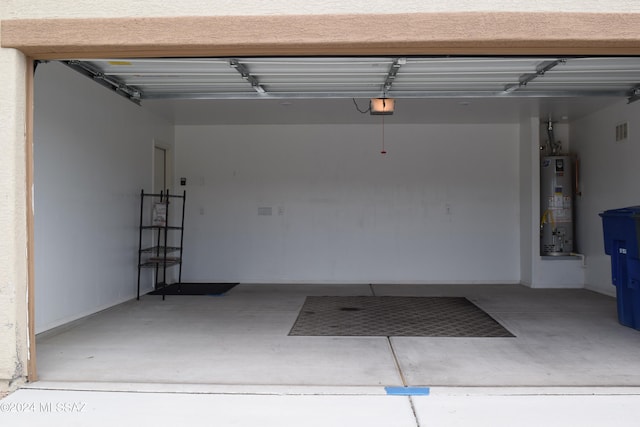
xmin=62 ymin=60 xmax=142 ymax=105
xmin=383 ymin=57 xmax=406 ymax=93
xmin=627 ymin=85 xmax=640 ymax=104
xmin=503 ymin=58 xmax=566 ymax=94
xmin=229 ymin=59 xmax=266 ymax=94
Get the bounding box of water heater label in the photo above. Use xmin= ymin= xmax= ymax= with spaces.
xmin=554 ymin=208 xmax=572 ymax=222
xmin=548 ymin=195 xmax=571 ymax=207
xmin=547 ymin=195 xmax=572 ymax=223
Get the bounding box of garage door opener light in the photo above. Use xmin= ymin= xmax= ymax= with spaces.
xmin=370 ymin=98 xmax=394 ymax=115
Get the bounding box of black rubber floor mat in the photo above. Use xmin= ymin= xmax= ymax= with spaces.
xmin=148 ymin=283 xmax=238 ymax=296
xmin=289 ymin=296 xmax=514 ymax=337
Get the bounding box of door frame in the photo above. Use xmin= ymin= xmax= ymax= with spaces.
xmin=5 ymin=11 xmax=640 ymax=382
xmin=153 ymin=139 xmax=173 ymax=194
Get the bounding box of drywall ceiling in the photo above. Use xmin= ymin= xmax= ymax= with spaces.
xmin=62 ymin=56 xmax=640 ymax=124
xmin=140 ymin=97 xmax=620 ymax=125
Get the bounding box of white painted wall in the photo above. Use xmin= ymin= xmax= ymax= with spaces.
xmin=572 ymin=99 xmax=640 ymax=297
xmin=33 ymin=62 xmax=173 ymax=333
xmin=519 ymin=116 xmax=533 ymax=286
xmin=175 ymin=123 xmax=520 ymax=284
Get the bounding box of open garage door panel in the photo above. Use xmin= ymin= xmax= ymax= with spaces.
xmin=62 ymin=56 xmax=640 ymax=102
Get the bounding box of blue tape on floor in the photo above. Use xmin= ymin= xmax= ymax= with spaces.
xmin=385 ymin=386 xmax=430 ymax=396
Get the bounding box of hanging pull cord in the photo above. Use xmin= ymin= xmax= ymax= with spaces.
xmin=381 ymin=114 xmax=387 ymax=154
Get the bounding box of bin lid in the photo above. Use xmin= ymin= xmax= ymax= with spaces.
xmin=599 ymin=206 xmax=640 ymax=217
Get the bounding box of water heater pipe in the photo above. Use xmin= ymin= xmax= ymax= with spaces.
xmin=545 ymin=119 xmax=562 ymax=155
xmin=547 ymin=119 xmax=555 ymax=150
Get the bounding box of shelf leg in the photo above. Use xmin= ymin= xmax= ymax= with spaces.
xmin=136 ymin=189 xmax=144 ymax=300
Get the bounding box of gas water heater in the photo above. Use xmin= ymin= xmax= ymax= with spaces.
xmin=540 ymin=120 xmax=575 ymax=256
xmin=540 ymin=156 xmax=574 ymax=255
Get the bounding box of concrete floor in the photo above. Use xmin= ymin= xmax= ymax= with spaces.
xmin=3 ymin=283 xmax=640 ymax=426
xmin=35 ymin=283 xmax=640 ymax=386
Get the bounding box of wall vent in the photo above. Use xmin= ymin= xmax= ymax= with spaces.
xmin=615 ymin=122 xmax=629 ymax=142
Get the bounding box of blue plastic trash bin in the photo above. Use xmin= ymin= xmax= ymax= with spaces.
xmin=600 ymin=206 xmax=640 ymax=330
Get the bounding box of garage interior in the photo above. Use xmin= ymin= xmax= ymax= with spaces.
xmin=32 ymin=56 xmax=640 ymax=387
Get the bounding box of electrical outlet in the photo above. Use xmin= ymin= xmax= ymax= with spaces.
xmin=258 ymin=207 xmax=272 ymax=216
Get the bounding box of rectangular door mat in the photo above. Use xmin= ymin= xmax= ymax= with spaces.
xmin=288 ymin=296 xmax=514 ymax=337
xmin=148 ymin=283 xmax=238 ymax=296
